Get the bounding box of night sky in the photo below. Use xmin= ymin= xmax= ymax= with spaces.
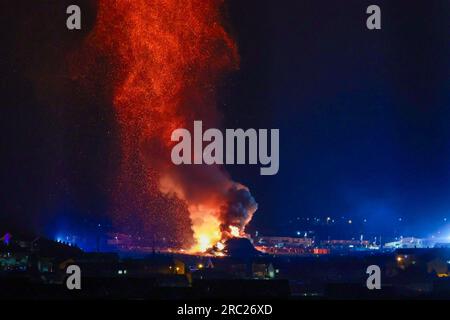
xmin=225 ymin=0 xmax=450 ymax=238
xmin=1 ymin=0 xmax=449 ymax=240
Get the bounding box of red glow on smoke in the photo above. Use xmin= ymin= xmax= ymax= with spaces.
xmin=74 ymin=0 xmax=256 ymax=253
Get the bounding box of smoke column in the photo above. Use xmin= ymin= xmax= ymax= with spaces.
xmin=73 ymin=0 xmax=257 ymax=252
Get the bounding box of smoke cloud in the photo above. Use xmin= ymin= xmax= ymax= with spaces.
xmin=68 ymin=0 xmax=258 ymax=251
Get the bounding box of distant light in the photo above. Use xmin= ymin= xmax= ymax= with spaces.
xmin=296 ymin=231 xmax=301 ymax=236
xmin=118 ymin=270 xmax=123 ymax=275
xmin=398 ymin=218 xmax=402 ymax=222
xmin=397 ymin=256 xmax=403 ymax=262
xmin=3 ymin=233 xmax=11 ymax=245
xmin=198 ymin=263 xmax=204 ymax=269
xmin=348 ymin=220 xmax=352 ymax=224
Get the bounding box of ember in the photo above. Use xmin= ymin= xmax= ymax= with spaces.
xmin=72 ymin=0 xmax=257 ymax=253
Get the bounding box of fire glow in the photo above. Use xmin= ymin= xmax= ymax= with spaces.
xmin=74 ymin=0 xmax=257 ymax=254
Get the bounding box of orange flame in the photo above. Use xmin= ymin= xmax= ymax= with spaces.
xmin=229 ymin=225 xmax=241 ymax=237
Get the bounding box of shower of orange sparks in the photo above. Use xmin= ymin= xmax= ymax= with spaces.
xmin=73 ymin=0 xmax=256 ymax=253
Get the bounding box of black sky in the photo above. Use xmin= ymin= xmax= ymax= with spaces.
xmin=1 ymin=0 xmax=449 ymax=239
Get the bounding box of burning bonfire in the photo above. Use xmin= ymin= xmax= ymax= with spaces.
xmin=72 ymin=0 xmax=257 ymax=254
